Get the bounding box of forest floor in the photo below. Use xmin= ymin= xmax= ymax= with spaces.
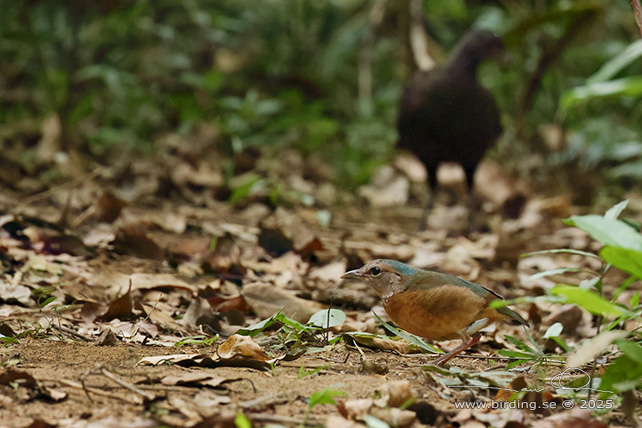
xmin=0 ymin=146 xmax=640 ymax=428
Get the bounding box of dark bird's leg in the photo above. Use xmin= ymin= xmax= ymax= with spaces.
xmin=463 ymin=165 xmax=478 ymax=232
xmin=432 ymin=333 xmax=482 ymax=367
xmin=417 ymin=198 xmax=432 ymax=232
xmin=418 ymin=165 xmax=438 ymax=231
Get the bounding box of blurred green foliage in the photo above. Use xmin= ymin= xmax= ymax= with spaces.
xmin=0 ymin=0 xmax=641 ymax=192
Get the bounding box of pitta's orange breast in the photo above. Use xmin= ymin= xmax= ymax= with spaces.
xmin=382 ymin=285 xmax=491 ymax=340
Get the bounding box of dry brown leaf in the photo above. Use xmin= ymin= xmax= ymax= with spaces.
xmin=137 ymin=334 xmax=294 ymax=371
xmin=112 ymin=223 xmax=165 ymax=260
xmin=337 ymin=398 xmax=374 ymax=420
xmin=531 ymin=408 xmax=608 ymax=428
xmin=346 ymin=334 xmax=414 ymax=354
xmin=369 ymin=407 xmax=416 ymax=428
xmin=182 ymin=297 xmax=218 ymax=331
xmin=217 ymin=334 xmax=269 ymax=360
xmin=373 ymin=380 xmax=414 ymax=408
xmin=144 ymin=211 xmax=188 ymax=234
xmin=206 ymin=294 xmax=250 ymax=313
xmin=0 ymin=368 xmax=66 ymax=402
xmin=0 ymin=368 xmax=37 ymax=388
xmin=0 ymin=281 xmax=32 ymax=305
xmin=545 ymin=305 xmax=583 ymax=334
xmin=324 ymin=415 xmax=365 ymax=428
xmin=343 ymin=240 xmax=415 ymax=263
xmin=141 ymin=303 xmax=189 ymax=334
xmin=394 ymin=152 xmax=427 ymax=183
xmin=193 ymin=390 xmax=232 ymax=410
xmin=258 ymin=207 xmax=323 ymax=257
xmin=308 ymin=260 xmax=346 ymax=283
xmin=95 ymin=191 xmax=126 ymax=223
xmin=242 ymin=282 xmax=324 ymax=323
xmin=130 ymin=273 xmax=199 ymax=293
xmin=161 ymin=372 xmax=228 ymax=388
xmin=359 ymin=166 xmax=409 ymax=207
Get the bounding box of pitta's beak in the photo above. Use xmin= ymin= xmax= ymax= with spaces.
xmin=341 ymin=269 xmax=362 ymax=280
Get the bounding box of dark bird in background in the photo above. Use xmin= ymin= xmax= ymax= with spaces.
xmin=397 ymin=29 xmax=505 ymax=230
xmin=342 ymin=259 xmax=528 ymax=366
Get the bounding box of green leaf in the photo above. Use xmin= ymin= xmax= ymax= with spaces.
xmin=228 ymin=174 xmax=267 ymax=205
xmin=543 ymin=322 xmax=563 ymax=338
xmin=489 ymin=295 xmax=558 ymax=309
xmin=600 ymin=246 xmax=642 ymax=278
xmin=307 ymin=309 xmax=346 ymax=329
xmin=604 ymin=200 xmax=629 ymax=220
xmin=521 ymin=248 xmax=599 ymax=259
xmin=235 ymin=311 xmax=310 ymax=337
xmin=235 ymin=313 xmax=280 ymax=337
xmin=298 ymin=364 xmax=330 ymax=379
xmin=599 ymin=352 xmax=642 ymax=394
xmin=278 ymin=313 xmax=310 ymax=332
xmin=174 ymin=335 xmax=218 ymax=347
xmin=615 ymin=339 xmax=642 ymax=365
xmin=588 ymin=41 xmax=642 ymax=84
xmin=560 ymin=77 xmax=642 ymax=112
xmin=0 ymin=336 xmax=19 ymax=344
xmin=234 ymin=411 xmax=252 ymax=428
xmin=503 ymin=335 xmax=539 ymax=355
xmin=630 ymin=292 xmax=640 ymax=309
xmin=551 ymin=336 xmax=572 ymax=353
xmin=506 ymin=359 xmax=529 ymax=369
xmin=563 ymin=215 xmax=642 ymax=251
xmin=503 ymin=3 xmax=603 ymax=46
xmin=364 ymin=415 xmax=391 ymax=428
xmin=528 ymin=267 xmax=594 ymax=281
xmin=308 ymin=388 xmax=346 ymax=410
xmin=373 ymin=313 xmax=442 ymax=354
xmin=612 ymin=275 xmax=636 ymax=302
xmin=40 ymin=296 xmax=57 ymax=308
xmin=551 ymin=285 xmax=630 ymax=317
xmin=497 ymin=350 xmax=535 ymax=359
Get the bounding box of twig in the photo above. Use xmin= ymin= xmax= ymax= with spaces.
xmin=239 ymin=392 xmax=290 ymax=409
xmin=52 ymin=379 xmax=142 ymax=404
xmin=408 ymin=0 xmax=436 ymax=70
xmin=352 ymin=340 xmax=366 ymax=359
xmin=55 ymin=325 xmax=92 ymax=342
xmin=248 ymin=413 xmax=319 ymax=426
xmin=630 ymin=0 xmax=642 ymax=37
xmin=100 ymin=367 xmax=156 ymax=401
xmin=2 ymin=305 xmax=83 ymax=320
xmin=518 ymin=9 xmax=596 ymax=131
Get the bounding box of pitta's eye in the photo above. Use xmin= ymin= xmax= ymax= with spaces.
xmin=369 ymin=266 xmax=381 ymax=276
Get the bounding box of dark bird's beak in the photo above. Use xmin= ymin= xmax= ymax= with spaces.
xmin=341 ymin=269 xmax=362 ymax=280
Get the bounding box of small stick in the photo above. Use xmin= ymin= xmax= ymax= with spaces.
xmin=54 ymin=379 xmax=141 ymax=404
xmin=100 ymin=367 xmax=156 ymax=401
xmin=248 ymin=413 xmax=319 ymax=425
xmin=240 ymin=392 xmax=290 ymax=409
xmin=56 ymin=325 xmax=92 ymax=342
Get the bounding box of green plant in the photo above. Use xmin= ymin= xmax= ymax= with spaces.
xmin=34 ymin=286 xmax=58 ymax=308
xmin=236 ymin=309 xmax=345 ymax=352
xmin=234 ymin=411 xmax=252 ymax=428
xmin=174 ymin=335 xmax=219 ymax=347
xmin=303 ymin=387 xmax=346 ymax=426
xmin=495 ymin=329 xmax=546 ymax=369
xmin=297 ymin=363 xmax=330 ymax=379
xmin=492 ymin=200 xmax=642 ymax=415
